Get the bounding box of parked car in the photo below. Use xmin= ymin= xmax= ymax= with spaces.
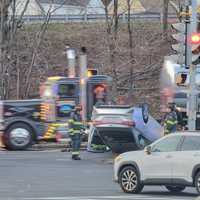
xmin=114 ymin=132 xmax=200 ymax=194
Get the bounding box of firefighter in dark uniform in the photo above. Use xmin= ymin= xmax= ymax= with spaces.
xmin=163 ymin=103 xmax=178 ymax=135
xmin=68 ymin=106 xmax=84 ymax=160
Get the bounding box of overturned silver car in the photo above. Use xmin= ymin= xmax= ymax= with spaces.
xmin=87 ymin=105 xmax=163 ymax=153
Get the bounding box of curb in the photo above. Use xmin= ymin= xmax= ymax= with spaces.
xmin=30 ymin=142 xmax=88 ymax=151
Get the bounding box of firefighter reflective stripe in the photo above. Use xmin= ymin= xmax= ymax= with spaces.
xmin=73 ymin=130 xmax=81 ymax=133
xmin=165 ymin=120 xmax=177 ymax=125
xmin=72 ymin=151 xmax=80 ymax=155
xmin=69 ymin=130 xmax=80 ymax=136
xmin=68 ymin=128 xmax=74 ymax=133
xmin=68 ymin=118 xmax=84 ymax=136
xmin=73 ymin=122 xmax=83 ymax=126
xmin=91 ymin=144 xmax=106 ymax=150
xmin=68 ymin=119 xmax=74 ymax=123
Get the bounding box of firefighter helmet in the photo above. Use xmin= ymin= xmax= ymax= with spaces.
xmin=168 ymin=102 xmax=176 ymax=111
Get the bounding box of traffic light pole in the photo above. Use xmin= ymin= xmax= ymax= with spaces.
xmin=187 ymin=0 xmax=197 ymax=131
xmin=185 ymin=5 xmax=190 ymax=66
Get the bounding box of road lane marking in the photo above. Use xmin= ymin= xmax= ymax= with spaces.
xmin=23 ymin=195 xmax=193 ymax=200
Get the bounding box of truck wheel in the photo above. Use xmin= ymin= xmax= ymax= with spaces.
xmin=5 ymin=123 xmax=33 ymax=150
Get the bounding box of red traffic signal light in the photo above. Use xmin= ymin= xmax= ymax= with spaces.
xmin=189 ymin=33 xmax=200 ymax=44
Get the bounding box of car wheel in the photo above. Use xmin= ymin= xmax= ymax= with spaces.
xmin=165 ymin=186 xmax=185 ymax=193
xmin=195 ymin=171 xmax=200 ymax=194
xmin=119 ymin=166 xmax=143 ymax=194
xmin=5 ymin=123 xmax=33 ymax=150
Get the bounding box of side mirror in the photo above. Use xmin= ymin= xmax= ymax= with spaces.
xmin=144 ymin=145 xmax=151 ymax=155
xmin=141 ymin=103 xmax=149 ymax=124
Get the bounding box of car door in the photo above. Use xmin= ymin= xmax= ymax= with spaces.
xmin=140 ymin=135 xmax=182 ymax=183
xmin=171 ymin=135 xmax=200 ymax=183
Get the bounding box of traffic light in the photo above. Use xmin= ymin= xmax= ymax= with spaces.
xmin=190 ymin=33 xmax=200 ymax=64
xmin=171 ymin=22 xmax=186 ymax=64
xmin=87 ymin=69 xmax=98 ymax=77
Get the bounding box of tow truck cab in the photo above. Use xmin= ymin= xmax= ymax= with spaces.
xmin=40 ymin=75 xmax=112 ymax=119
xmin=39 ymin=75 xmax=112 ymax=139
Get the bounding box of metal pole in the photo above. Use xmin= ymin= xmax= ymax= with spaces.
xmin=79 ymin=47 xmax=87 ymax=122
xmin=188 ymin=0 xmax=197 ymax=131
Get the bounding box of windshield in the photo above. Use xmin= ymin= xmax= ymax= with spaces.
xmin=58 ymin=84 xmax=76 ymax=97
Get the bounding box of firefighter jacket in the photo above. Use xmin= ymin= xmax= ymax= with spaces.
xmin=164 ymin=111 xmax=178 ymax=134
xmin=68 ymin=112 xmax=84 ymax=136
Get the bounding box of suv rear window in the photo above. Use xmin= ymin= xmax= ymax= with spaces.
xmin=96 ymin=127 xmax=138 ymax=153
xmin=181 ymin=136 xmax=200 ymax=151
xmin=98 ymin=127 xmax=134 ymax=143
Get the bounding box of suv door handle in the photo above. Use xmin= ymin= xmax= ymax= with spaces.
xmin=166 ymin=155 xmax=172 ymax=158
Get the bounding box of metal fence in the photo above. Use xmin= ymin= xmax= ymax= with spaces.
xmin=21 ymin=12 xmax=177 ymax=24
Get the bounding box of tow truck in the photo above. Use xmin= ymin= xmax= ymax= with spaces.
xmin=0 ymin=75 xmax=111 ymax=150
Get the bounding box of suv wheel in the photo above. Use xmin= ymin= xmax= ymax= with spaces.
xmin=165 ymin=186 xmax=185 ymax=193
xmin=195 ymin=171 xmax=200 ymax=194
xmin=119 ymin=166 xmax=143 ymax=193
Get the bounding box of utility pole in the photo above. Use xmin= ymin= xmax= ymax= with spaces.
xmin=187 ymin=0 xmax=198 ymax=130
xmin=79 ymin=47 xmax=87 ymax=123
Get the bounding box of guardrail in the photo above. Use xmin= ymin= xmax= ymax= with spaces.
xmin=20 ymin=12 xmax=177 ymax=24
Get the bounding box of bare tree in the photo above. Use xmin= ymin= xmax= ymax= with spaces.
xmin=0 ymin=0 xmax=32 ymax=99
xmin=126 ymin=0 xmax=134 ymax=92
xmin=23 ymin=0 xmax=68 ymax=98
xmin=0 ymin=0 xmax=12 ymax=99
xmin=104 ymin=0 xmax=119 ymax=99
xmin=163 ymin=0 xmax=169 ymax=39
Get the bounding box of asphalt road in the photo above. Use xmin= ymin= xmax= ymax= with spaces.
xmin=0 ymin=150 xmax=198 ymax=200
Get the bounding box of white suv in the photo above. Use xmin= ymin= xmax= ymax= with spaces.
xmin=114 ymin=132 xmax=200 ymax=194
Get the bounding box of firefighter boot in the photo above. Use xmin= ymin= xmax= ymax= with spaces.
xmin=74 ymin=155 xmax=81 ymax=160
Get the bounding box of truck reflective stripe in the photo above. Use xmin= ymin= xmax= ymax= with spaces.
xmin=72 ymin=151 xmax=80 ymax=155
